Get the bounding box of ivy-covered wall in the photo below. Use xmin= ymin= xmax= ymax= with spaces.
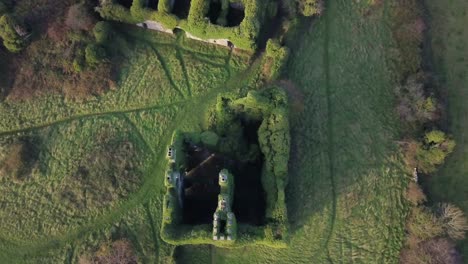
xmin=160 ymin=86 xmax=290 ymax=248
xmin=96 ymin=0 xmax=277 ymax=50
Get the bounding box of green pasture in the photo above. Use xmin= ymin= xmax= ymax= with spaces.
xmin=426 ymin=0 xmax=468 ymax=256
xmin=0 ymin=23 xmax=255 ymax=262
xmin=176 ymin=0 xmax=410 ymax=263
xmin=0 ymin=0 xmax=413 ymax=263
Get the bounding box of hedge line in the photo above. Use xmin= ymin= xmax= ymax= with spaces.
xmin=97 ymin=0 xmax=275 ymax=50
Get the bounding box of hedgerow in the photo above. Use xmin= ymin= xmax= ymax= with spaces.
xmin=96 ymin=0 xmax=274 ymax=50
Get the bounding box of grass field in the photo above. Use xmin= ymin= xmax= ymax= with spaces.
xmin=0 ymin=0 xmax=414 ymax=263
xmin=425 ymin=0 xmax=468 ymax=257
xmin=176 ymin=0 xmax=410 ymax=263
xmin=0 ymin=22 xmax=255 ymax=262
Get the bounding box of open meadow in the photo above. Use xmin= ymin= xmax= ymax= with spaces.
xmin=175 ymin=0 xmax=410 ymax=263
xmin=0 ymin=0 xmax=426 ymax=263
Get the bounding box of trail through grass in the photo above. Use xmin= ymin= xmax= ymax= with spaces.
xmin=176 ymin=0 xmax=409 ymax=263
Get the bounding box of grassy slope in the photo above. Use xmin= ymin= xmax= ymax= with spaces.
xmin=176 ymin=0 xmax=409 ymax=263
xmin=425 ymin=0 xmax=468 ymax=256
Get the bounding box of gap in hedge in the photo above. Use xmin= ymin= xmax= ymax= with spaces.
xmin=172 ymin=0 xmax=192 ymax=19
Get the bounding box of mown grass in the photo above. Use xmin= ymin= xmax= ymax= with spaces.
xmin=425 ymin=0 xmax=468 ymax=257
xmin=177 ymin=0 xmax=410 ymax=263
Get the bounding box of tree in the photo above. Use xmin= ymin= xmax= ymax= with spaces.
xmin=406 ymin=207 xmax=443 ymax=245
xmin=0 ymin=14 xmax=26 ymax=53
xmin=416 ymin=130 xmax=455 ymax=173
xmin=400 ymin=238 xmax=462 ymax=264
xmin=438 ymin=203 xmax=468 ymax=240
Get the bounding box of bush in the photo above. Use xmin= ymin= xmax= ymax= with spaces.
xmin=437 ymin=203 xmax=468 ymax=240
xmin=263 ymin=39 xmax=290 ymax=80
xmin=406 ymin=207 xmax=443 ymax=244
xmin=400 ymin=238 xmax=462 ymax=264
xmin=406 ymin=182 xmax=426 ymax=206
xmin=93 ymin=21 xmax=113 ymax=44
xmin=65 ymin=3 xmax=96 ymax=31
xmin=47 ymin=20 xmax=69 ymax=43
xmin=85 ymin=44 xmax=107 ymax=66
xmin=0 ymin=14 xmax=26 ymax=52
xmin=416 ymin=130 xmax=455 ymax=173
xmin=395 ymin=75 xmax=439 ymax=125
xmin=200 ymin=131 xmax=219 ymax=148
xmin=296 ymin=0 xmax=324 ymax=16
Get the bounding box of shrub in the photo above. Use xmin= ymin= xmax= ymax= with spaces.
xmin=400 ymin=238 xmax=462 ymax=264
xmin=415 ymin=130 xmax=455 ymax=173
xmin=65 ymin=3 xmax=96 ymax=31
xmin=264 ymin=39 xmax=290 ymax=81
xmin=406 ymin=207 xmax=443 ymax=245
xmin=406 ymin=182 xmax=426 ymax=206
xmin=395 ymin=75 xmax=439 ymax=125
xmin=93 ymin=21 xmax=113 ymax=43
xmin=47 ymin=20 xmax=69 ymax=43
xmin=296 ymin=0 xmax=324 ymax=17
xmin=200 ymin=131 xmax=219 ymax=148
xmin=96 ymin=2 xmax=140 ymax=24
xmin=0 ymin=14 xmax=26 ymax=52
xmin=85 ymin=44 xmax=107 ymax=66
xmin=437 ymin=203 xmax=468 ymax=240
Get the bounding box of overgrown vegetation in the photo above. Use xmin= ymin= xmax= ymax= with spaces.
xmin=387 ymin=0 xmax=467 ymax=261
xmin=97 ymin=0 xmax=277 ymax=50
xmin=161 ymin=86 xmax=290 ymax=248
xmin=426 ymin=0 xmax=468 ymax=257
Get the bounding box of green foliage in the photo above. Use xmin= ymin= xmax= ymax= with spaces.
xmin=93 ymin=21 xmax=113 ymax=44
xmin=297 ymin=0 xmax=324 ymax=17
xmin=407 ymin=207 xmax=444 ymax=243
xmin=264 ymin=39 xmax=290 ymax=80
xmin=97 ymin=2 xmax=140 ymax=24
xmin=85 ymin=43 xmax=107 ymax=66
xmin=200 ymin=130 xmax=219 ymax=148
xmin=416 ymin=130 xmax=455 ymax=173
xmin=0 ymin=14 xmax=26 ymax=53
xmin=0 ymin=2 xmax=8 ymax=15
